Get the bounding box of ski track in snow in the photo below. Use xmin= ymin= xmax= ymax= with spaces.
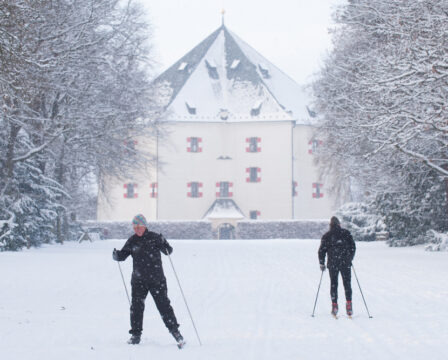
xmin=0 ymin=239 xmax=447 ymax=360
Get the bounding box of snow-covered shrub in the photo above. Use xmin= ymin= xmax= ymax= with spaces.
xmin=81 ymin=220 xmax=213 ymax=240
xmin=336 ymin=202 xmax=385 ymax=242
xmin=236 ymin=220 xmax=328 ymax=239
xmin=81 ymin=220 xmax=330 ymax=240
xmin=375 ymin=170 xmax=447 ymax=247
xmin=424 ymin=230 xmax=448 ymax=252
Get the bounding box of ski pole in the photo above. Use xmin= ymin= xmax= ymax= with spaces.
xmin=117 ymin=261 xmax=131 ymax=307
xmin=352 ymin=264 xmax=373 ymax=318
xmin=168 ymin=253 xmax=202 ymax=346
xmin=311 ymin=270 xmax=324 ymax=317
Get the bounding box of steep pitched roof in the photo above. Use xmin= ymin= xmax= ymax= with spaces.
xmin=153 ymin=25 xmax=314 ymax=124
xmin=203 ymin=198 xmax=245 ymax=220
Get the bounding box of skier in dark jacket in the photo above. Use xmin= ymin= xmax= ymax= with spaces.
xmin=113 ymin=214 xmax=184 ymax=346
xmin=318 ymin=216 xmax=356 ymax=317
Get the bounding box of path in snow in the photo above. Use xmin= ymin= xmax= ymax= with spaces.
xmin=0 ymin=240 xmax=447 ymax=360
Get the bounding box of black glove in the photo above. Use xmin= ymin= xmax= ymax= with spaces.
xmin=160 ymin=235 xmax=173 ymax=255
xmin=320 ymin=263 xmax=326 ymax=271
xmin=112 ymin=248 xmax=119 ymax=261
xmin=161 ymin=244 xmax=173 ymax=255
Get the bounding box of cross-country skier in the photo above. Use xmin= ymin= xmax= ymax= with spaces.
xmin=112 ymin=214 xmax=185 ymax=347
xmin=318 ymin=216 xmax=356 ymax=317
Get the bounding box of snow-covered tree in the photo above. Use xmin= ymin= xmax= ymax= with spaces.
xmin=0 ymin=0 xmax=158 ymax=249
xmin=312 ymin=0 xmax=448 ymax=245
xmin=336 ymin=202 xmax=386 ymax=242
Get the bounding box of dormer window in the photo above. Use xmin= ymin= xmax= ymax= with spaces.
xmin=205 ymin=60 xmax=219 ymax=79
xmin=178 ymin=62 xmax=188 ymax=71
xmin=219 ymin=109 xmax=229 ymax=120
xmin=251 ymin=100 xmax=262 ymax=116
xmin=185 ymin=101 xmax=196 ymax=115
xmin=258 ymin=63 xmax=270 ymax=79
xmin=306 ymin=105 xmax=317 ymax=118
xmin=230 ymin=59 xmax=240 ymax=70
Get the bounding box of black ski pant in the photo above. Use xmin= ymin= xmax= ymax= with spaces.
xmin=328 ymin=265 xmax=352 ymax=303
xmin=129 ymin=278 xmax=179 ymax=336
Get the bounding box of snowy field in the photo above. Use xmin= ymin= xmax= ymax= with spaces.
xmin=1 ymin=239 xmax=447 ymax=360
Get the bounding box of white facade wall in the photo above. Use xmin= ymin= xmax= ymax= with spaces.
xmin=96 ymin=122 xmax=337 ymax=222
xmin=292 ymin=125 xmax=334 ymax=219
xmin=157 ymin=121 xmax=293 ymax=220
xmin=96 ymin=138 xmax=158 ymax=222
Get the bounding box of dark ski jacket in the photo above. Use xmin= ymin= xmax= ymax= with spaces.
xmin=318 ymin=225 xmax=356 ymax=269
xmin=114 ymin=229 xmax=173 ymax=283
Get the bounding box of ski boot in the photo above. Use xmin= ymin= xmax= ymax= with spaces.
xmin=171 ymin=330 xmax=186 ymax=349
xmin=331 ymin=302 xmax=338 ymax=318
xmin=346 ymin=300 xmax=353 ymax=317
xmin=127 ymin=335 xmax=141 ymax=345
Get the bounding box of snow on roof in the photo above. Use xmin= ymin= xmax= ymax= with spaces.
xmin=230 ymin=59 xmax=240 ymax=69
xmin=204 ymin=199 xmax=245 ymax=220
xmin=205 ymin=59 xmax=217 ymax=68
xmin=178 ymin=62 xmax=188 ymax=71
xmin=229 ymin=29 xmax=314 ymax=124
xmin=153 ymin=25 xmax=314 ymax=125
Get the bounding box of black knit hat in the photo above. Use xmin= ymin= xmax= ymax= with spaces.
xmin=330 ymin=216 xmax=340 ymax=227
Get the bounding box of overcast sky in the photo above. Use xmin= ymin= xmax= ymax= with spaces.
xmin=139 ymin=0 xmax=345 ymax=85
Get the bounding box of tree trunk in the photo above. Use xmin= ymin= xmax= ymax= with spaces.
xmin=5 ymin=123 xmax=21 ymax=178
xmin=55 ymin=140 xmax=66 ymax=244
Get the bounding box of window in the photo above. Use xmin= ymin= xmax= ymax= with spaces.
xmin=219 ymin=109 xmax=229 ymax=120
xmin=185 ymin=102 xmax=196 ymax=115
xmin=230 ymin=59 xmax=240 ymax=69
xmin=187 ymin=137 xmax=202 ymax=152
xmin=312 ymin=183 xmax=324 ymax=199
xmin=246 ymin=137 xmax=261 ymax=152
xmin=216 ymin=181 xmax=233 ymax=197
xmin=178 ymin=62 xmax=188 ymax=71
xmin=250 ymin=210 xmax=260 ymax=220
xmin=251 ymin=100 xmax=262 ymax=116
xmin=150 ymin=182 xmax=157 ymax=198
xmin=246 ymin=167 xmax=261 ymax=183
xmin=258 ymin=63 xmax=270 ymax=79
xmin=124 ymin=183 xmax=138 ymax=198
xmin=308 ymin=139 xmax=323 ymax=154
xmin=187 ymin=182 xmax=203 ymax=198
xmin=205 ymin=60 xmax=219 ymax=79
xmin=292 ymin=181 xmax=298 ymax=196
xmin=123 ymin=139 xmax=137 ymax=154
xmin=306 ymin=105 xmax=317 ymax=118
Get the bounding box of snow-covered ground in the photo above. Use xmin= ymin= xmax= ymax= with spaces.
xmin=1 ymin=239 xmax=447 ymax=360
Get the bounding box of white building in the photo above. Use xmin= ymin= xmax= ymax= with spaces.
xmin=97 ymin=24 xmax=335 ymax=228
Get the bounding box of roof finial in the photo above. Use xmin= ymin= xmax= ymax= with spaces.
xmin=221 ymin=9 xmax=226 ymax=27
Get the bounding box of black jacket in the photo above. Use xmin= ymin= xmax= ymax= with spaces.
xmin=318 ymin=225 xmax=356 ymax=269
xmin=114 ymin=229 xmax=173 ymax=283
